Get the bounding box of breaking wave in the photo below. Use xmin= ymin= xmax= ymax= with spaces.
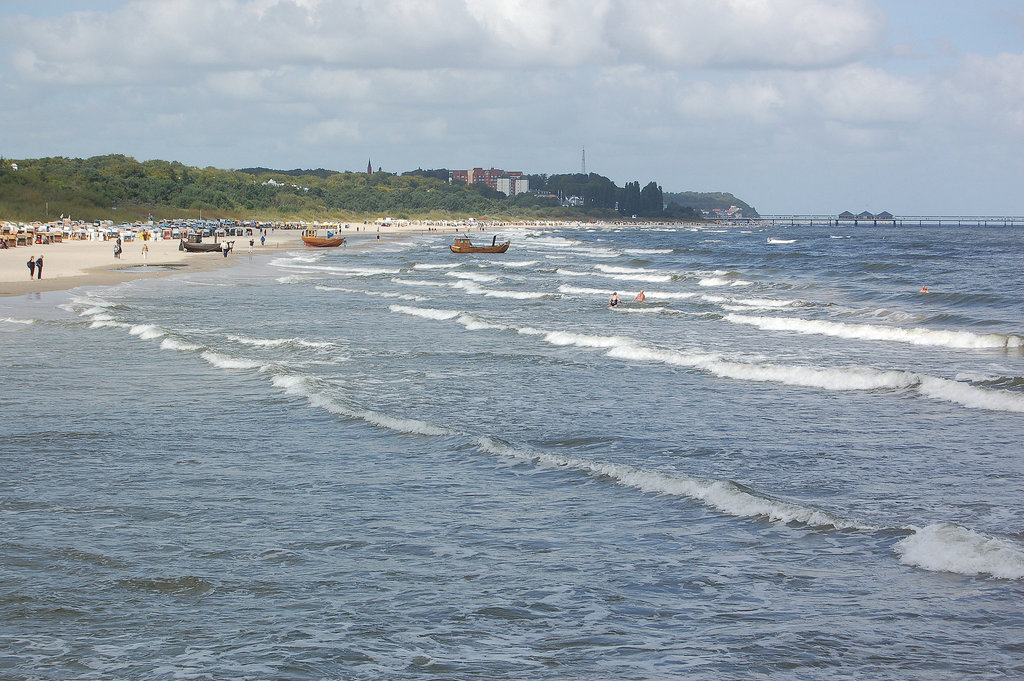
xmin=726 ymin=314 xmax=1024 ymax=350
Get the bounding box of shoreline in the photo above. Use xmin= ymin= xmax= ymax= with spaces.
xmin=0 ymin=220 xmax=608 ymax=298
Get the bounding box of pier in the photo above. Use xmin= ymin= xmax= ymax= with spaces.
xmin=752 ymin=214 xmax=1024 ymax=228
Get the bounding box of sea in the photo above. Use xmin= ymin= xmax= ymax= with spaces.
xmin=1 ymin=222 xmax=1022 ymax=680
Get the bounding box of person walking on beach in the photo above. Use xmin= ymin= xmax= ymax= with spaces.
xmin=35 ymin=255 xmax=43 ymax=279
xmin=260 ymin=235 xmax=265 ymax=246
xmin=27 ymin=256 xmax=35 ymax=279
xmin=142 ymin=243 xmax=149 ymax=260
xmin=222 ymin=241 xmax=229 ymax=258
xmin=248 ymin=238 xmax=254 ymax=253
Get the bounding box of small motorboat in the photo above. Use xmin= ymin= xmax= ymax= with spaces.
xmin=450 ymin=236 xmax=510 ymax=253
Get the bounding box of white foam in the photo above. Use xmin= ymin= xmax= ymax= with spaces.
xmin=623 ymin=248 xmax=673 ymax=254
xmin=501 ymin=260 xmax=539 ymax=267
xmin=604 ymin=344 xmax=917 ymax=391
xmin=128 ymin=324 xmax=165 ymax=340
xmin=388 ymin=304 xmax=461 ymax=321
xmin=456 ymin=314 xmax=511 ymax=332
xmin=558 ymin=285 xmax=613 ymax=296
xmin=446 ymin=271 xmax=500 ymax=283
xmin=392 ymin=277 xmax=450 ymax=287
xmin=275 ymin=275 xmax=310 ymax=284
xmin=726 ymin=314 xmax=1024 ymax=349
xmin=315 ymin=285 xmax=425 ymax=301
xmin=642 ymin=290 xmax=698 ymax=301
xmin=720 ymin=296 xmax=801 ymax=309
xmin=612 ymin=306 xmax=675 ymax=315
xmin=598 ymin=271 xmax=673 ymax=283
xmin=200 ymin=351 xmax=265 ymax=370
xmin=698 ymin=277 xmax=732 ymax=287
xmin=0 ymin=317 xmax=35 ymax=325
xmin=89 ymin=319 xmax=130 ymax=329
xmin=473 ymin=437 xmax=868 ymax=530
xmin=160 ymin=337 xmax=202 ymax=352
xmin=767 ymin=238 xmax=796 ymax=244
xmin=917 ymin=376 xmax=1024 ymax=413
xmin=595 ymin=264 xmax=658 ymax=274
xmin=227 ymin=335 xmax=334 ymax=349
xmin=413 ymin=263 xmax=460 ymax=269
xmin=543 ymin=330 xmax=636 ymax=349
xmin=452 ymin=280 xmax=549 ymax=299
xmin=895 ymin=523 xmax=1024 ymax=579
xmin=270 ymin=373 xmax=452 ymax=437
xmin=556 ymin=269 xmax=590 ymax=277
xmin=274 ymin=261 xmax=400 ymax=277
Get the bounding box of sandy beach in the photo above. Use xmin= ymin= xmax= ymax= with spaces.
xmin=0 ymin=220 xmax=581 ymax=298
xmin=0 ymin=232 xmax=304 ymax=297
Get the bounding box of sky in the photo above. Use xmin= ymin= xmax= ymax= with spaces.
xmin=1 ymin=0 xmax=1022 ymax=215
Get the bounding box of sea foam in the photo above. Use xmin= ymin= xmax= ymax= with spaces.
xmin=895 ymin=523 xmax=1024 ymax=580
xmin=472 ymin=437 xmax=870 ymax=530
xmin=200 ymin=351 xmax=265 ymax=370
xmin=726 ymin=314 xmax=1024 ymax=349
xmin=452 ymin=280 xmax=549 ymax=299
xmin=128 ymin=324 xmax=165 ymax=340
xmin=388 ymin=304 xmax=461 ymax=321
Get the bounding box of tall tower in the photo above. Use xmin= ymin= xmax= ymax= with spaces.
xmin=367 ymin=159 xmax=372 ymax=174
xmin=581 ymin=147 xmax=586 ymax=175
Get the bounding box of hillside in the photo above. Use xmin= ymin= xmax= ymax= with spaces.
xmin=663 ymin=191 xmax=759 ymax=217
xmin=0 ymin=154 xmax=749 ymax=223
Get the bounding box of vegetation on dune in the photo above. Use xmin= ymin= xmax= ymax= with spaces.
xmin=0 ymin=154 xmax=745 ymax=223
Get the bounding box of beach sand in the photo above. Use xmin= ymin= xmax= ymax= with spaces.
xmin=0 ymin=232 xmax=305 ymax=297
xmin=0 ymin=221 xmax=549 ymax=297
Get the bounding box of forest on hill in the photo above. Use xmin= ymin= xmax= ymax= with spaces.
xmin=0 ymin=154 xmax=749 ymax=223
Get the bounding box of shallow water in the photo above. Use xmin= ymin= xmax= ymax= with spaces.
xmin=2 ymin=223 xmax=1023 ymax=679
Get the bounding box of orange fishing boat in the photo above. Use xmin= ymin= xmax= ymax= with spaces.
xmin=450 ymin=236 xmax=510 ymax=253
xmin=302 ymin=229 xmax=346 ymax=248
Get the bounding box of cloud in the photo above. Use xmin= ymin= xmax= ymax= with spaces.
xmin=4 ymin=0 xmax=886 ymax=86
xmin=607 ymin=0 xmax=885 ymax=69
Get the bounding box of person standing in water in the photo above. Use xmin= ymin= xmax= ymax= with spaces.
xmin=633 ymin=290 xmax=646 ymax=303
xmin=609 ymin=292 xmax=621 ymax=307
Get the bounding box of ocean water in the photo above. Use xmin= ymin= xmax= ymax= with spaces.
xmin=1 ymin=223 xmax=1022 ymax=680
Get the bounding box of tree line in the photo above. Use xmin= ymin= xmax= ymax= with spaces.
xmin=0 ymin=154 xmax=744 ymax=223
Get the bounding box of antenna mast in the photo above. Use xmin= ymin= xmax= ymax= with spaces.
xmin=581 ymin=147 xmax=586 ymax=175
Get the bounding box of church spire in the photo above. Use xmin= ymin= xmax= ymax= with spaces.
xmin=367 ymin=158 xmax=373 ymax=174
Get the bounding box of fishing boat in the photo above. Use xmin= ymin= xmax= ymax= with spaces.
xmin=180 ymin=236 xmax=233 ymax=253
xmin=450 ymin=236 xmax=510 ymax=254
xmin=301 ymin=228 xmax=345 ymax=248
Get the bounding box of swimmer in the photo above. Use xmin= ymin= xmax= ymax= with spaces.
xmin=920 ymin=286 xmax=929 ymax=293
xmin=609 ymin=292 xmax=621 ymax=307
xmin=633 ymin=290 xmax=646 ymax=303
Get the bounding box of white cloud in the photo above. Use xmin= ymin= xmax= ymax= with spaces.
xmin=4 ymin=0 xmax=886 ymax=86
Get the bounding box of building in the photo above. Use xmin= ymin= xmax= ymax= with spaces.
xmin=449 ymin=167 xmax=529 ymax=196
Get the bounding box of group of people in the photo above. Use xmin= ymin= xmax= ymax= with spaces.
xmin=26 ymin=255 xmax=43 ymax=279
xmin=608 ymin=290 xmax=645 ymax=307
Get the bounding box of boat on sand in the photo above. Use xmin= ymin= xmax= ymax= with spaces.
xmin=180 ymin=237 xmax=233 ymax=253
